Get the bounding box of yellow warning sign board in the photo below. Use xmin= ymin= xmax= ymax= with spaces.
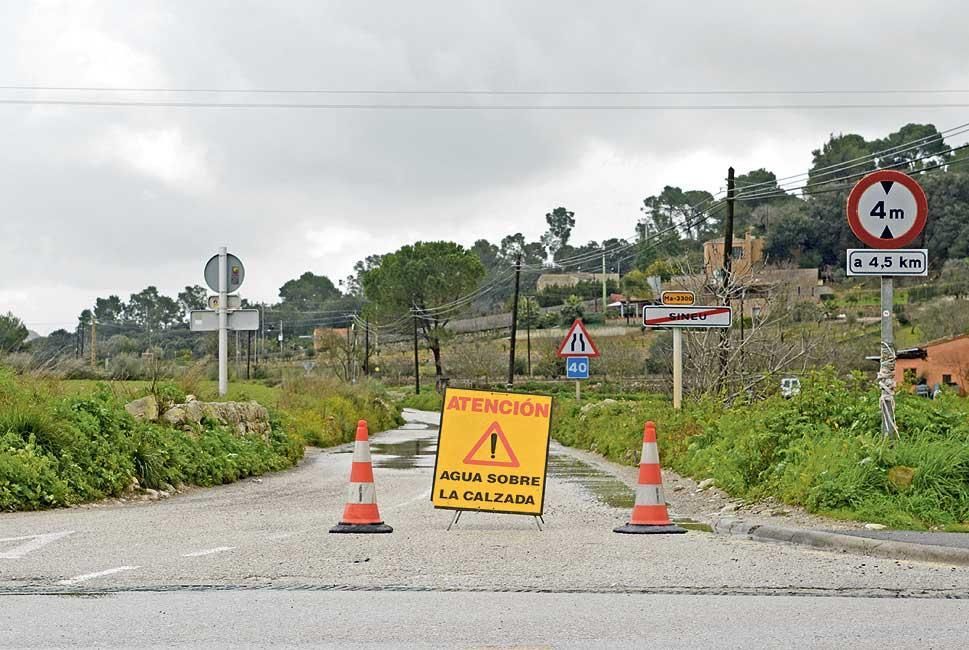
xmin=432 ymin=388 xmax=552 ymax=516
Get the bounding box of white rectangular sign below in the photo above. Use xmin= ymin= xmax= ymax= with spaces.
xmin=643 ymin=305 xmax=732 ymax=329
xmin=190 ymin=309 xmax=260 ymax=332
xmin=846 ymin=249 xmax=928 ymax=276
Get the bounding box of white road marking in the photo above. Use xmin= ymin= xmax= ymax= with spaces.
xmin=57 ymin=566 xmax=138 ymax=585
xmin=387 ymin=489 xmax=431 ymax=510
xmin=0 ymin=531 xmax=74 ymax=559
xmin=181 ymin=546 xmax=236 ymax=557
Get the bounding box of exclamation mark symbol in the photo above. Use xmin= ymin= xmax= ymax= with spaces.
xmin=490 ymin=432 xmax=498 ymax=459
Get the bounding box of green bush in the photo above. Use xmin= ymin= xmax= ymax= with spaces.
xmin=398 ymin=388 xmax=445 ymax=411
xmin=552 ymin=369 xmax=969 ymax=530
xmin=275 ymin=376 xmax=403 ymax=447
xmin=0 ymin=367 xmax=304 ymax=511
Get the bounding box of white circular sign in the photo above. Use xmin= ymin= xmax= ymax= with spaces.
xmin=846 ymin=171 xmax=927 ymax=249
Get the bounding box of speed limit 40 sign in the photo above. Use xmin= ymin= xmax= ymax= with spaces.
xmin=846 ymin=170 xmax=927 ymax=249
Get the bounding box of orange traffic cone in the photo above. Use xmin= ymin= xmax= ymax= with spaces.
xmin=329 ymin=420 xmax=393 ymax=534
xmin=614 ymin=421 xmax=686 ymax=534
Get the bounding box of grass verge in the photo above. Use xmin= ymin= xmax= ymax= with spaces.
xmin=0 ymin=369 xmax=403 ymax=511
xmin=552 ymin=369 xmax=969 ymax=531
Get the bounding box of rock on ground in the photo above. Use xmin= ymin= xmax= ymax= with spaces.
xmin=124 ymin=395 xmax=159 ymax=421
xmin=160 ymin=400 xmax=272 ymax=439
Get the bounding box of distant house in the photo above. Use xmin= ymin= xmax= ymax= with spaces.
xmin=536 ymin=272 xmax=620 ymax=292
xmin=703 ymin=232 xmax=766 ymax=277
xmin=894 ymin=335 xmax=969 ymax=395
xmin=665 ymin=233 xmax=831 ymax=318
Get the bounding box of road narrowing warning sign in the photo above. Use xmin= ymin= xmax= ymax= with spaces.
xmin=432 ymin=388 xmax=552 ymax=516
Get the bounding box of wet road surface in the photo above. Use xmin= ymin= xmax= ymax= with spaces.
xmin=2 ymin=408 xmax=969 ymax=647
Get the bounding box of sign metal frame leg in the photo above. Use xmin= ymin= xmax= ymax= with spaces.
xmin=445 ymin=511 xmax=545 ymax=532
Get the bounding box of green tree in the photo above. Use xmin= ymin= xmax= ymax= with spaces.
xmin=94 ymin=295 xmax=125 ymax=324
xmin=362 ymin=241 xmax=485 ymax=377
xmin=872 ymin=123 xmax=950 ymax=171
xmin=643 ymin=259 xmax=676 ymax=282
xmin=278 ymin=272 xmax=341 ymax=311
xmin=542 ymin=207 xmax=575 ymax=260
xmin=517 ymin=297 xmax=543 ymax=329
xmin=125 ymin=287 xmax=183 ymax=333
xmin=808 ymin=133 xmax=873 ymax=186
xmin=559 ymin=295 xmax=585 ymax=325
xmin=0 ymin=312 xmax=29 ymax=354
xmin=621 ymin=269 xmax=653 ymax=300
xmin=29 ymin=328 xmax=73 ymax=362
xmin=177 ymin=285 xmax=208 ymax=314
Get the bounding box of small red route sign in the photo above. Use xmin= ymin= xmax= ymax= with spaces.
xmin=846 ymin=170 xmax=928 ymax=249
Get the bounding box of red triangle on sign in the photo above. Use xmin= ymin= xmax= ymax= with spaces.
xmin=463 ymin=421 xmax=520 ymax=468
xmin=556 ymin=318 xmax=601 ymax=358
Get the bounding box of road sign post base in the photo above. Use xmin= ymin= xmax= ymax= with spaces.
xmin=328 ymin=522 xmax=393 ymax=534
xmin=613 ymin=522 xmax=687 ymax=535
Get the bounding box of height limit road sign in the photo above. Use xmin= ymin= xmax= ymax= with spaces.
xmin=557 ymin=319 xmax=600 ymax=358
xmin=846 ymin=170 xmax=927 ymax=249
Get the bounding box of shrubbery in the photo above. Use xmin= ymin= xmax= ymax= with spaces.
xmin=553 ymin=369 xmax=969 ymax=530
xmin=274 ymin=376 xmax=403 ymax=447
xmin=0 ymin=368 xmax=404 ymax=511
xmin=0 ymin=368 xmax=303 ymax=511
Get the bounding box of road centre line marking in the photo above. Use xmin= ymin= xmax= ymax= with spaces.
xmin=0 ymin=531 xmax=75 ymax=559
xmin=57 ymin=566 xmax=139 ymax=585
xmin=181 ymin=546 xmax=236 ymax=557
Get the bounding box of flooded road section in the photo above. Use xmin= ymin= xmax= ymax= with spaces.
xmin=343 ymin=412 xmax=711 ymax=532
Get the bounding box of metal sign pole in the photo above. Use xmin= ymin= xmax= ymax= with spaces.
xmin=218 ymin=246 xmax=228 ymax=397
xmin=880 ymin=276 xmax=898 ymax=439
xmin=672 ymin=329 xmax=683 ymax=410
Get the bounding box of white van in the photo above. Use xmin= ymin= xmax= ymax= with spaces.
xmin=781 ymin=377 xmax=801 ymax=398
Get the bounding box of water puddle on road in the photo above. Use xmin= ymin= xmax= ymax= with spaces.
xmin=370 ymin=437 xmax=437 ymax=470
xmin=547 ymin=454 xmax=712 ymax=532
xmin=547 ymin=455 xmax=635 ymax=509
xmin=347 ymin=425 xmax=712 ymax=531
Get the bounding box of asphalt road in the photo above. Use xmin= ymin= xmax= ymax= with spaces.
xmin=2 ymin=408 xmax=969 ymax=647
xmin=3 ymin=591 xmax=969 ymax=648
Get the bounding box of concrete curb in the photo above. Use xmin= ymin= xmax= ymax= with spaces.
xmin=713 ymin=517 xmax=969 ymax=567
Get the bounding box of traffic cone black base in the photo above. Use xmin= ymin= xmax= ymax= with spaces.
xmin=329 ymin=522 xmax=393 ymax=534
xmin=613 ymin=522 xmax=686 ymax=535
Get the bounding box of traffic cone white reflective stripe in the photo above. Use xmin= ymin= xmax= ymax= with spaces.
xmin=330 ymin=420 xmax=393 ymax=534
xmin=614 ymin=421 xmax=686 ymax=535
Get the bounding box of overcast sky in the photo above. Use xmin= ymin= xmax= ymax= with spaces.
xmin=3 ymin=1 xmax=969 ymax=334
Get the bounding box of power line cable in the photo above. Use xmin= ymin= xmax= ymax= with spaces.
xmin=5 ymin=98 xmax=969 ymax=110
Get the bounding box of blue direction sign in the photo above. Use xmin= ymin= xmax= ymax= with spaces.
xmin=566 ymin=356 xmax=590 ymax=380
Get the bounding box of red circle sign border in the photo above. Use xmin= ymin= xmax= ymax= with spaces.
xmin=846 ymin=169 xmax=928 ymax=249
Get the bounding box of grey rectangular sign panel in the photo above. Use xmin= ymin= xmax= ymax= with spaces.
xmin=846 ymin=249 xmax=928 ymax=276
xmin=228 ymin=309 xmax=260 ymax=331
xmin=190 ymin=309 xmax=260 ymax=332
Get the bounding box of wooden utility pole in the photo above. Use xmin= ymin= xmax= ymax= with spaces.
xmin=507 ymin=254 xmax=522 ymax=385
xmin=718 ymin=166 xmax=736 ymax=388
xmin=601 ymin=251 xmax=607 ymax=314
xmin=413 ymin=308 xmax=421 ymax=395
xmin=526 ymin=299 xmax=532 ymax=377
xmin=363 ymin=318 xmax=370 ymax=376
